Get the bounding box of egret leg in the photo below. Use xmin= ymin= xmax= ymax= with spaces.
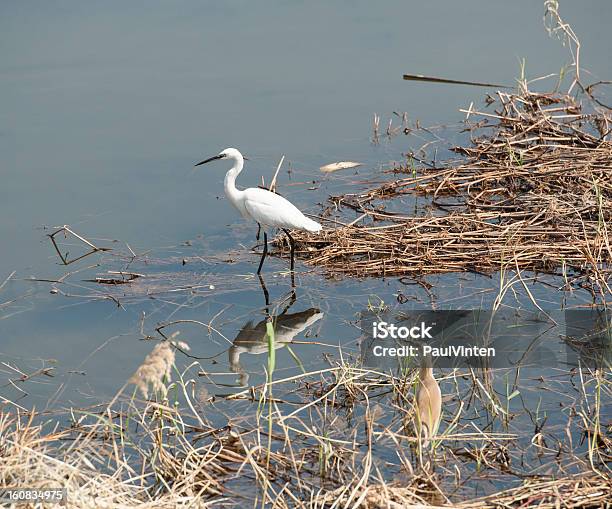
xmin=258 ymin=274 xmax=270 ymax=308
xmin=282 ymin=228 xmax=295 ymax=273
xmin=280 ymin=287 xmax=297 ymax=315
xmin=257 ymin=231 xmax=268 ymax=275
xmin=256 ymin=223 xmax=261 ymax=241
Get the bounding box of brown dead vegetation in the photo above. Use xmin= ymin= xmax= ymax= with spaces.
xmin=282 ymin=90 xmax=612 ymax=294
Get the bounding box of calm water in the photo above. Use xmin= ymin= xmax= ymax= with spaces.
xmin=0 ymin=0 xmax=610 ymax=465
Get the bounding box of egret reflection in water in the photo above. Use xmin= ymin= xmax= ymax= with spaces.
xmin=229 ymin=306 xmax=324 ymax=386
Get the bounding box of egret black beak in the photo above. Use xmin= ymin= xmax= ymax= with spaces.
xmin=194 ymin=154 xmax=223 ymax=167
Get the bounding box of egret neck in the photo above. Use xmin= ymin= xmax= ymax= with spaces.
xmin=223 ymin=151 xmax=246 ymax=214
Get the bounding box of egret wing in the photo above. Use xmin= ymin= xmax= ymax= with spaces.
xmin=243 ymin=188 xmax=308 ymax=229
xmin=243 ymin=187 xmax=322 ymax=232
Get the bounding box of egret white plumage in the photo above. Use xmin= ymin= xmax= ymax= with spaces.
xmin=195 ymin=148 xmax=322 ymax=274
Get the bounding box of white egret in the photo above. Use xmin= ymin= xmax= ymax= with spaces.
xmin=195 ymin=148 xmax=322 ymax=274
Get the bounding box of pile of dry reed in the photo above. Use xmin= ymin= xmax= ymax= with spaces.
xmin=317 ymin=475 xmax=611 ymax=509
xmin=281 ymin=89 xmax=612 ymax=288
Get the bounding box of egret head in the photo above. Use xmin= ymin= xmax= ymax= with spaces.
xmin=195 ymin=147 xmax=243 ymax=167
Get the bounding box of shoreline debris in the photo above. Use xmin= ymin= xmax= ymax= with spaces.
xmin=280 ymin=89 xmax=611 ymax=292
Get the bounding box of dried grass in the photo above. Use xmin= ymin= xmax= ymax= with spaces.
xmin=316 ymin=475 xmax=611 ymax=509
xmin=0 ymin=414 xmax=185 ymax=508
xmin=279 ymin=89 xmax=612 ymax=292
xmin=1 ymin=360 xmax=609 ymax=508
